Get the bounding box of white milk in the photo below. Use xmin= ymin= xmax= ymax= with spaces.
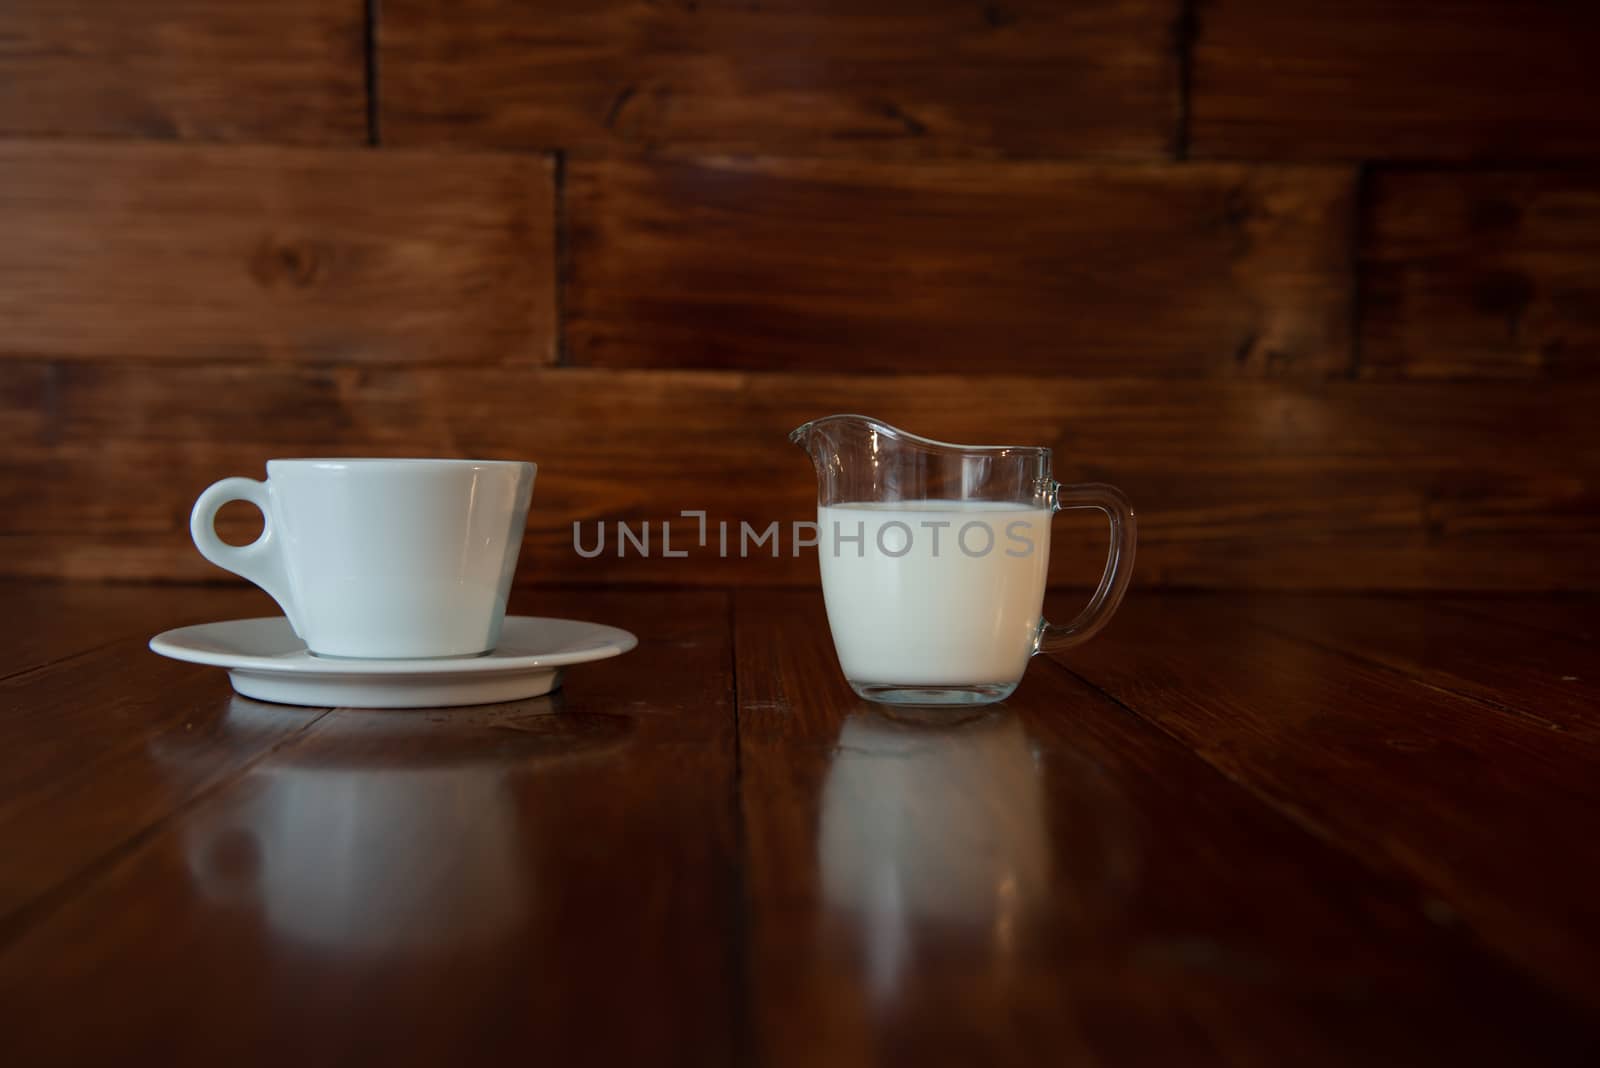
xmin=817 ymin=501 xmax=1052 ymax=686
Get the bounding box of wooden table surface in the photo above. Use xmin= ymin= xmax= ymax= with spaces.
xmin=2 ymin=582 xmax=1598 ymax=1066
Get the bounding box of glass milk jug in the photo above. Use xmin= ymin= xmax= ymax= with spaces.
xmin=791 ymin=415 xmax=1136 ymax=706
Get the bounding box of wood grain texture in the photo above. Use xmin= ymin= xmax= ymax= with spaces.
xmin=4 ymin=581 xmax=277 ymax=678
xmin=1235 ymin=594 xmax=1600 ymax=742
xmin=567 ymin=157 xmax=1354 ymax=375
xmin=5 ymin=586 xmax=1600 ymax=1062
xmin=1445 ymin=596 xmax=1599 ymax=645
xmin=0 ymin=588 xmax=739 ymax=1066
xmin=0 ymin=0 xmax=364 ymax=143
xmin=1362 ymin=170 xmax=1600 ymax=379
xmin=0 ymin=143 xmax=556 ymax=365
xmin=1049 ymin=595 xmax=1600 ymax=1008
xmin=0 ymin=639 xmax=326 ymax=929
xmin=380 ymin=0 xmax=1178 ymax=158
xmin=3 ymin=363 xmax=1598 ymax=590
xmin=736 ymin=590 xmax=1597 ymax=1064
xmin=1190 ymin=0 xmax=1600 ymax=160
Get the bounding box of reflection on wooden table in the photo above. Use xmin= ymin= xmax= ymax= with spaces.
xmin=2 ymin=584 xmax=1598 ymax=1065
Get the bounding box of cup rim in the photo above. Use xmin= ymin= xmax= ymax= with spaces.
xmin=265 ymin=458 xmax=535 ymax=472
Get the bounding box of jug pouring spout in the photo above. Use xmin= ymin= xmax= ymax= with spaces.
xmin=788 ymin=413 xmax=890 ymax=466
xmin=790 ymin=414 xmax=1054 ymax=506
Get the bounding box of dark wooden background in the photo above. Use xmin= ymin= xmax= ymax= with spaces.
xmin=3 ymin=0 xmax=1598 ymax=591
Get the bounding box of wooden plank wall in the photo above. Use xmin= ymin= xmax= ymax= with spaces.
xmin=2 ymin=0 xmax=1597 ymax=590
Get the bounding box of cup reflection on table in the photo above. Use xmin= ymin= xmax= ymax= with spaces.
xmin=181 ymin=698 xmax=546 ymax=956
xmin=818 ymin=709 xmax=1051 ymax=999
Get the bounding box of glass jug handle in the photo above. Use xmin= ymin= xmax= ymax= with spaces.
xmin=1036 ymin=482 xmax=1137 ymax=654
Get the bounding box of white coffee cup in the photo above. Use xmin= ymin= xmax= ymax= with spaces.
xmin=190 ymin=458 xmax=536 ymax=659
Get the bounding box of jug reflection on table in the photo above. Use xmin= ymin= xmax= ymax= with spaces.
xmin=792 ymin=415 xmax=1136 ymax=706
xmin=819 ymin=711 xmax=1051 ymax=995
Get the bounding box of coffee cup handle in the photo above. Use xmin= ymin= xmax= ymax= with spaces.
xmin=1035 ymin=482 xmax=1136 ymax=654
xmin=190 ymin=477 xmax=301 ymax=633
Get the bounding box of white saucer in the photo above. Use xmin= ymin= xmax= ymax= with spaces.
xmin=149 ymin=616 xmax=638 ymax=709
